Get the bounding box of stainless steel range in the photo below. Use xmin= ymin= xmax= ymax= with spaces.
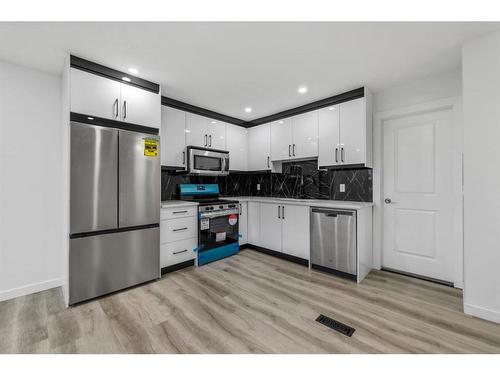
xmin=179 ymin=184 xmax=239 ymax=265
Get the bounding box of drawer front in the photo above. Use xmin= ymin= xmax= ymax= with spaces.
xmin=161 ymin=216 xmax=197 ymax=243
xmin=161 ymin=238 xmax=197 ymax=268
xmin=161 ymin=206 xmax=197 ymax=220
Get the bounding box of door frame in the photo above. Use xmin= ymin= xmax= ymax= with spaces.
xmin=372 ymin=97 xmax=463 ymax=288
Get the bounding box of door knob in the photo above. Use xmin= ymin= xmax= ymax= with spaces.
xmin=384 ymin=198 xmax=392 ymax=204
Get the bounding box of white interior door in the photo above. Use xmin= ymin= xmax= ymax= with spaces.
xmin=382 ymin=108 xmax=460 ymax=284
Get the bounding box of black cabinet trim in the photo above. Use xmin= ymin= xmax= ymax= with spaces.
xmin=162 ymin=87 xmax=364 ymax=128
xmin=161 ymin=259 xmax=195 ymax=275
xmin=70 ymin=112 xmax=159 ymax=135
xmin=245 ymin=244 xmax=309 ymax=266
xmin=161 ymin=96 xmax=247 ymax=126
xmin=70 ymin=55 xmax=160 ymax=94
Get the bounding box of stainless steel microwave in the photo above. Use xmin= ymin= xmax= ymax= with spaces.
xmin=187 ymin=146 xmax=230 ymax=176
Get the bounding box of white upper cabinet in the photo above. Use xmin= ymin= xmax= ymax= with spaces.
xmin=185 ymin=113 xmax=227 ymax=149
xmin=318 ymin=105 xmax=340 ymax=166
xmin=248 ymin=123 xmax=271 ymax=171
xmin=226 ymin=124 xmax=248 ymax=171
xmin=270 ymin=112 xmax=318 ymax=161
xmin=70 ymin=68 xmax=121 ymax=121
xmin=161 ymin=106 xmax=186 ymax=167
xmin=120 ymin=84 xmax=161 ymax=129
xmin=291 ymin=111 xmax=318 ymax=159
xmin=185 ymin=113 xmax=208 ymax=148
xmin=318 ymin=93 xmax=372 ymax=168
xmin=207 ymin=120 xmax=226 ymax=150
xmin=270 ymin=118 xmax=293 ymax=161
xmin=339 ymin=97 xmax=366 ymax=165
xmin=70 ymin=68 xmax=161 ymax=129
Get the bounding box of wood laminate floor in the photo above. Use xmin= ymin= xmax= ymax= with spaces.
xmin=1 ymin=249 xmax=500 ymax=354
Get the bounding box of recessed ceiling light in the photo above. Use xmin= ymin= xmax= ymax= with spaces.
xmin=244 ymin=107 xmax=252 ymax=113
xmin=87 ymin=117 xmax=94 ymax=120
xmin=128 ymin=67 xmax=139 ymax=75
xmin=298 ymin=86 xmax=308 ymax=94
xmin=122 ymin=76 xmax=131 ymax=82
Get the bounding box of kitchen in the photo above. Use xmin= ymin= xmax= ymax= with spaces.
xmin=2 ymin=19 xmax=500 ymax=364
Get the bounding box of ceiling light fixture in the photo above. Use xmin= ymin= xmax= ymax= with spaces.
xmin=128 ymin=67 xmax=139 ymax=75
xmin=122 ymin=76 xmax=131 ymax=82
xmin=298 ymin=86 xmax=308 ymax=94
xmin=244 ymin=107 xmax=252 ymax=113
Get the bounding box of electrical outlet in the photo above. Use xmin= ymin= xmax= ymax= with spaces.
xmin=257 ymin=183 xmax=261 ymax=191
xmin=340 ymin=184 xmax=345 ymax=193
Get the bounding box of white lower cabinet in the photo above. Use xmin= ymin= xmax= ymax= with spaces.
xmin=281 ymin=204 xmax=310 ymax=259
xmin=238 ymin=202 xmax=248 ymax=245
xmin=247 ymin=201 xmax=261 ymax=246
xmin=160 ymin=206 xmax=197 ymax=268
xmin=250 ymin=202 xmax=310 ymax=260
xmin=259 ymin=203 xmax=283 ymax=253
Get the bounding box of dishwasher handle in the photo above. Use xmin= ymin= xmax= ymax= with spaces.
xmin=311 ymin=208 xmax=355 ymax=216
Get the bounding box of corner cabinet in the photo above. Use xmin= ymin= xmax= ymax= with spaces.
xmin=226 ymin=124 xmax=248 ymax=171
xmin=248 ymin=123 xmax=271 ymax=171
xmin=318 ymin=92 xmax=372 ymax=168
xmin=161 ymin=106 xmax=187 ymax=168
xmin=70 ymin=68 xmax=161 ymax=129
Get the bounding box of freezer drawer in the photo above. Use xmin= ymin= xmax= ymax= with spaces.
xmin=70 ymin=122 xmax=118 ymax=234
xmin=69 ymin=227 xmax=159 ymax=304
xmin=119 ymin=130 xmax=160 ymax=227
xmin=310 ymin=208 xmax=357 ymax=276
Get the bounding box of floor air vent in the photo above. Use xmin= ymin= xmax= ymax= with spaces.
xmin=316 ymin=314 xmax=355 ymax=337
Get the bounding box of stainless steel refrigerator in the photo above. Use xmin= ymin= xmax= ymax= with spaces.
xmin=69 ymin=121 xmax=160 ymax=305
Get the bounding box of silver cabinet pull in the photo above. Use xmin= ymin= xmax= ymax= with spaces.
xmin=282 ymin=205 xmax=285 ymax=219
xmin=122 ymin=100 xmax=127 ymax=120
xmin=267 ymin=156 xmax=270 ymax=168
xmin=173 ymin=249 xmax=188 ymax=255
xmin=278 ymin=205 xmax=281 ymax=219
xmin=209 ymin=135 xmax=212 ymax=147
xmin=204 ymin=134 xmax=207 ymax=146
xmin=173 ymin=227 xmax=188 ymax=232
xmin=172 ymin=210 xmax=188 ymax=214
xmin=335 ymin=148 xmax=338 ymax=163
xmin=182 ymin=151 xmax=186 ymax=165
xmin=293 ymin=144 xmax=296 ymax=156
xmin=341 ymin=147 xmax=345 ymax=162
xmin=113 ymin=98 xmax=118 ymax=119
xmin=288 ymin=145 xmax=291 ymax=157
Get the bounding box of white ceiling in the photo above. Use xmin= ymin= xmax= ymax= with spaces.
xmin=0 ymin=22 xmax=498 ymax=120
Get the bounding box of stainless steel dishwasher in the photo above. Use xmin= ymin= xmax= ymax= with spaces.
xmin=310 ymin=207 xmax=357 ymax=280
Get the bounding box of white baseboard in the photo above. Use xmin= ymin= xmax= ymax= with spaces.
xmin=464 ymin=303 xmax=500 ymax=324
xmin=0 ymin=278 xmax=64 ymax=302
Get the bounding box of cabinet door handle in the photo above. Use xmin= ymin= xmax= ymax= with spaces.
xmin=267 ymin=156 xmax=270 ymax=168
xmin=282 ymin=205 xmax=285 ymax=219
xmin=122 ymin=100 xmax=127 ymax=120
xmin=288 ymin=144 xmax=291 ymax=157
xmin=173 ymin=249 xmax=188 ymax=255
xmin=172 ymin=210 xmax=188 ymax=214
xmin=182 ymin=151 xmax=186 ymax=165
xmin=204 ymin=134 xmax=207 ymax=146
xmin=209 ymin=135 xmax=212 ymax=147
xmin=293 ymin=144 xmax=296 ymax=156
xmin=335 ymin=148 xmax=338 ymax=163
xmin=278 ymin=205 xmax=281 ymax=219
xmin=173 ymin=227 xmax=188 ymax=232
xmin=114 ymin=98 xmax=119 ymax=119
xmin=341 ymin=147 xmax=345 ymax=162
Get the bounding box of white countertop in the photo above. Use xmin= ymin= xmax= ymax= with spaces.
xmin=222 ymin=196 xmax=373 ymax=210
xmin=161 ymin=200 xmax=199 ymax=209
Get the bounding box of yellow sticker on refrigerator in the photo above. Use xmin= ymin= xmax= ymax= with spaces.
xmin=144 ymin=138 xmax=159 ymax=157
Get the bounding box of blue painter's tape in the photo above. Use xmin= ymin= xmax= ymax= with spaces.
xmin=198 ymin=243 xmax=239 ymax=266
xmin=179 ymin=184 xmax=219 ymax=196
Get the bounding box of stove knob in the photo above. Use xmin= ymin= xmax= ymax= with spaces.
xmin=219 ymin=205 xmax=223 ymax=209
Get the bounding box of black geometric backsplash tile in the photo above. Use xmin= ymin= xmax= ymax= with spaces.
xmin=161 ymin=159 xmax=372 ymax=202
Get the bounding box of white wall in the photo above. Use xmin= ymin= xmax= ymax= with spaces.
xmin=0 ymin=60 xmax=63 ymax=301
xmin=462 ymin=31 xmax=500 ymax=324
xmin=373 ymin=68 xmax=462 ymax=113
